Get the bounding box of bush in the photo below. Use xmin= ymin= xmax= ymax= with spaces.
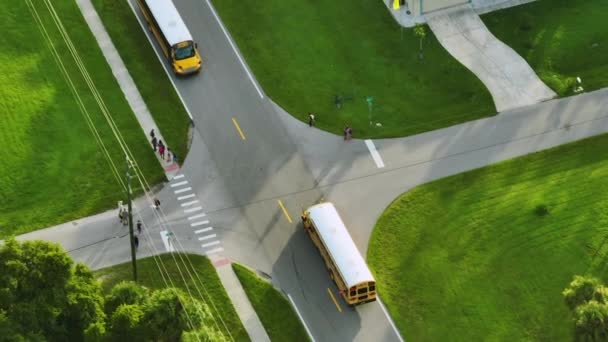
xmin=534 ymin=204 xmax=550 ymax=217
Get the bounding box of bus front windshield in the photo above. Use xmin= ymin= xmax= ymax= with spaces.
xmin=174 ymin=42 xmax=196 ymax=60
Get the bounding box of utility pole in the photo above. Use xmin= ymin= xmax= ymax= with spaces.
xmin=126 ymin=157 xmax=138 ymax=282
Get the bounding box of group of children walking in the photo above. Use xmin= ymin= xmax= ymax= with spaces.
xmin=149 ymin=129 xmax=177 ymax=163
xmin=117 ymin=201 xmax=142 ymax=250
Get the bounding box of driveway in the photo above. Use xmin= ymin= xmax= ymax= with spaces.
xmin=427 ymin=5 xmax=555 ymax=112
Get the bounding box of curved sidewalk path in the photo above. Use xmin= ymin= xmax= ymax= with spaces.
xmin=426 ymin=5 xmax=555 ymax=112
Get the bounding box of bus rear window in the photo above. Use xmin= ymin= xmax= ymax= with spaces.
xmin=357 ymin=288 xmax=367 ymax=294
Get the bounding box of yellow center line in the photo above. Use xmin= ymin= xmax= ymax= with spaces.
xmin=277 ymin=200 xmax=293 ymax=223
xmin=327 ymin=288 xmax=343 ymax=313
xmin=231 ymin=117 xmax=246 ymax=140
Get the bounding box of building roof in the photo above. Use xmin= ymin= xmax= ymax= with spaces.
xmin=307 ymin=202 xmax=374 ymax=288
xmin=145 ymin=0 xmax=193 ymax=46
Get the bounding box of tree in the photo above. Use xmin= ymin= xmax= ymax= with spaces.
xmin=0 ymin=239 xmax=105 ymax=341
xmin=574 ymin=301 xmax=608 ymax=341
xmin=564 ymin=276 xmax=602 ymax=310
xmin=105 ymin=281 xmax=149 ymax=314
xmin=140 ymin=288 xmax=196 ymax=341
xmin=109 ymin=304 xmax=144 ymax=341
xmin=413 ymin=24 xmax=427 ymax=60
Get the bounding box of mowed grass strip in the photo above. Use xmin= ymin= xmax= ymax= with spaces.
xmin=368 ymin=133 xmax=608 ymax=341
xmin=211 ymin=0 xmax=494 ymax=138
xmin=0 ymin=0 xmax=163 ymax=237
xmin=232 ymin=263 xmax=310 ymax=342
xmin=92 ymin=0 xmax=191 ymax=160
xmin=483 ymin=0 xmax=608 ymax=96
xmin=95 ymin=253 xmax=250 ymax=341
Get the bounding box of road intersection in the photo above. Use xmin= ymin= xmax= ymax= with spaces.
xmin=18 ymin=0 xmax=608 ymax=341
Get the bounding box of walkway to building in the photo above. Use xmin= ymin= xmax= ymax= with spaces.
xmin=426 ymin=5 xmax=555 ymax=112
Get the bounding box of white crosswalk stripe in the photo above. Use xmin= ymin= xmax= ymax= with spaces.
xmin=177 ymin=194 xmax=195 ymax=200
xmin=194 ymin=227 xmax=213 ymax=234
xmin=170 ymin=180 xmax=188 ymax=187
xmin=198 ymin=234 xmax=217 ymax=241
xmin=181 ymin=200 xmax=199 ymax=207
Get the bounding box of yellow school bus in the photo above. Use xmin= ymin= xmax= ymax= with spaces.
xmin=302 ymin=202 xmax=377 ymax=305
xmin=137 ymin=0 xmax=202 ymax=75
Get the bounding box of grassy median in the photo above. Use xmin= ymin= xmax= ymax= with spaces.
xmin=95 ymin=253 xmax=249 ymax=341
xmin=232 ymin=264 xmax=309 ymax=342
xmin=483 ymin=0 xmax=608 ymax=96
xmin=92 ymin=0 xmax=191 ymax=160
xmin=212 ymin=0 xmax=494 ymax=138
xmin=0 ymin=0 xmax=164 ymax=237
xmin=368 ymin=133 xmax=608 ymax=341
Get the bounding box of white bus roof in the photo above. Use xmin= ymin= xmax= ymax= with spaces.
xmin=145 ymin=0 xmax=193 ymax=46
xmin=307 ymin=202 xmax=375 ymax=288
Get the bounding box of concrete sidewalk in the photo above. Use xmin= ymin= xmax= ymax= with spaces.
xmin=211 ymin=257 xmax=271 ymax=342
xmin=426 ymin=5 xmax=555 ymax=112
xmin=76 ymin=0 xmax=180 ymax=180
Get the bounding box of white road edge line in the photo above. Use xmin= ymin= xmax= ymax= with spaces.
xmin=173 ymin=174 xmax=184 ymax=179
xmin=160 ymin=230 xmax=175 ymax=252
xmin=188 ymin=213 xmax=207 ymax=220
xmin=378 ymin=297 xmax=405 ymax=342
xmin=180 ymin=200 xmax=200 ymax=207
xmin=364 ymin=139 xmax=385 ymax=168
xmin=202 ymin=240 xmax=221 ymax=248
xmin=177 ymin=193 xmax=196 ymax=201
xmin=174 ymin=187 xmax=192 ymax=194
xmin=171 ymin=180 xmax=188 ymax=187
xmin=194 ymin=227 xmax=213 ymax=234
xmin=287 ymin=294 xmax=316 ymax=342
xmin=183 ymin=206 xmax=203 ymax=213
xmin=198 ymin=234 xmax=217 ymax=241
xmin=125 ymin=0 xmax=195 ymax=120
xmin=191 ymin=220 xmax=210 ymax=227
xmin=203 ymin=0 xmax=264 ymax=99
xmin=204 ymin=247 xmax=224 ymax=255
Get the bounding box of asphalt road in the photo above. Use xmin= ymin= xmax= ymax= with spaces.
xmin=125 ymin=0 xmax=403 ymax=340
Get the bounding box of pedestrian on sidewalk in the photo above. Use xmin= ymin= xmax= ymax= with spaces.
xmin=149 ymin=129 xmax=155 ymax=139
xmin=343 ymin=125 xmax=349 ymax=140
xmin=167 ymin=148 xmax=173 ymax=163
xmin=158 ymin=140 xmax=165 ymax=160
xmin=173 ymin=151 xmax=178 ymax=164
xmin=154 ymin=198 xmax=161 ymax=210
xmin=308 ymin=113 xmax=315 ymax=127
xmin=122 ymin=211 xmax=128 ymax=226
xmin=137 ymin=219 xmax=142 ymax=234
xmin=346 ymin=126 xmax=353 ymax=140
xmin=134 ymin=235 xmax=139 ymax=249
xmin=152 ymin=136 xmax=157 ymax=151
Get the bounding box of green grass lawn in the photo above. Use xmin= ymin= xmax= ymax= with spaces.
xmin=232 ymin=264 xmax=309 ymax=342
xmin=95 ymin=253 xmax=249 ymax=341
xmin=483 ymin=0 xmax=608 ymax=96
xmin=92 ymin=0 xmax=191 ymax=160
xmin=211 ymin=0 xmax=494 ymax=138
xmin=368 ymin=133 xmax=608 ymax=341
xmin=0 ymin=0 xmax=164 ymax=237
